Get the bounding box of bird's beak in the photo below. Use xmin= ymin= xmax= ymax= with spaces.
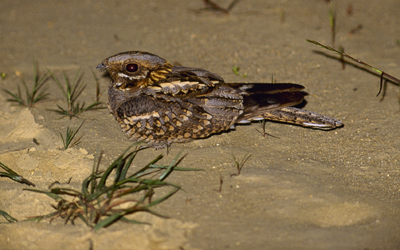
xmin=96 ymin=63 xmax=107 ymax=71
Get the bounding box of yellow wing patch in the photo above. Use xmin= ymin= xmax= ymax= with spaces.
xmin=149 ymin=80 xmax=220 ymax=95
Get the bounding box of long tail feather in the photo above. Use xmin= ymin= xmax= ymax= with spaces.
xmin=250 ymin=107 xmax=343 ymax=129
xmin=234 ymin=83 xmax=343 ymax=130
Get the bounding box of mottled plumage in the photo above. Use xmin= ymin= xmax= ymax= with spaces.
xmin=97 ymin=51 xmax=343 ymax=148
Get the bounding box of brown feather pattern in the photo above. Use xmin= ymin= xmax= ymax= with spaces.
xmin=97 ymin=51 xmax=343 ymax=148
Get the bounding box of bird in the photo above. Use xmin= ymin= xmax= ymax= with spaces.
xmin=97 ymin=51 xmax=343 ymax=148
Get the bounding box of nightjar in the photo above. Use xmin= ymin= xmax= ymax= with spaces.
xmin=97 ymin=51 xmax=343 ymax=148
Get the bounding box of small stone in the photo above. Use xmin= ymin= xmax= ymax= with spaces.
xmin=79 ymin=148 xmax=88 ymax=155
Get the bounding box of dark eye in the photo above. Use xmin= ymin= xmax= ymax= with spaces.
xmin=126 ymin=63 xmax=138 ymax=72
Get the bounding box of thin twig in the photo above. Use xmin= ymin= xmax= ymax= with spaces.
xmin=306 ymin=39 xmax=400 ymax=97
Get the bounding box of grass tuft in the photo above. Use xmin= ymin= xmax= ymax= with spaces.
xmin=230 ymin=153 xmax=251 ymax=177
xmin=3 ymin=60 xmax=49 ymax=107
xmin=60 ymin=122 xmax=84 ymax=150
xmin=24 ymin=144 xmax=199 ymax=230
xmin=47 ymin=69 xmax=105 ymax=119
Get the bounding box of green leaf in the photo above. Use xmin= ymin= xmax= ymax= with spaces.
xmin=0 ymin=210 xmax=18 ymax=223
xmin=94 ymin=213 xmax=123 ymax=230
xmin=147 ymin=187 xmax=180 ymax=208
xmin=24 ymin=188 xmax=64 ymax=201
xmin=0 ymin=161 xmax=35 ymax=186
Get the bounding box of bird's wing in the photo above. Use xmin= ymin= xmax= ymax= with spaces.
xmin=233 ymin=83 xmax=306 ymax=121
xmin=148 ymin=66 xmax=225 ymax=97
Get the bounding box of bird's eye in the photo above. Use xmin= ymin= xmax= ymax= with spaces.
xmin=126 ymin=63 xmax=138 ymax=72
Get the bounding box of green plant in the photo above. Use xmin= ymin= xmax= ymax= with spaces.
xmin=60 ymin=122 xmax=84 ymax=150
xmin=0 ymin=161 xmax=35 ymax=224
xmin=0 ymin=161 xmax=35 ymax=186
xmin=0 ymin=210 xmax=18 ymax=224
xmin=3 ymin=60 xmax=49 ymax=107
xmin=24 ymin=145 xmax=199 ymax=230
xmin=230 ymin=153 xmax=251 ymax=176
xmin=232 ymin=66 xmax=247 ymax=78
xmin=48 ymin=69 xmax=105 ymax=119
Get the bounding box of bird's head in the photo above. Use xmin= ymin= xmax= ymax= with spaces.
xmin=97 ymin=51 xmax=173 ymax=90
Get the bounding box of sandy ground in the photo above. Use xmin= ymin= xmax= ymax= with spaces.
xmin=1 ymin=0 xmax=400 ymax=249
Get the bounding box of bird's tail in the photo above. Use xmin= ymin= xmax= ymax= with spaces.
xmin=233 ymin=83 xmax=343 ymax=130
xmin=255 ymin=107 xmax=343 ymax=129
